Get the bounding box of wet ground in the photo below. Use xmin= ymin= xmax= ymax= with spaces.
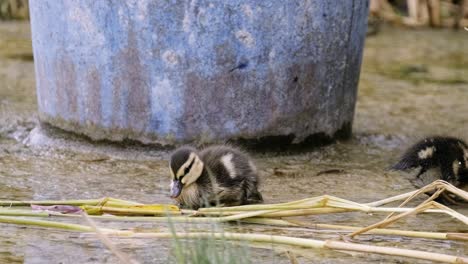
xmin=0 ymin=21 xmax=467 ymax=263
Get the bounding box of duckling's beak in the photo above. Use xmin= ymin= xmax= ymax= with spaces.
xmin=170 ymin=180 xmax=183 ymax=198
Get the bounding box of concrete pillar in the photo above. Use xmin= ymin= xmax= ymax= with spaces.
xmin=30 ymin=1 xmax=368 ymax=145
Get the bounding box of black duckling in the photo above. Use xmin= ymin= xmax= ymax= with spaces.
xmin=168 ymin=145 xmax=263 ymax=209
xmin=391 ymin=136 xmax=468 ymax=185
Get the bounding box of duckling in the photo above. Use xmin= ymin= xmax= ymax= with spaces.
xmin=391 ymin=136 xmax=468 ymax=185
xmin=168 ymin=145 xmax=263 ymax=209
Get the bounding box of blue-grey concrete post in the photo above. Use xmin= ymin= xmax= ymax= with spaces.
xmin=30 ymin=1 xmax=368 ymax=145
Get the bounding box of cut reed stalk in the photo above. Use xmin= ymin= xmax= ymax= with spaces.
xmin=349 ymin=201 xmax=435 ymax=238
xmin=0 ymin=205 xmax=454 ymax=221
xmin=353 ymin=201 xmax=468 ymax=238
xmin=0 ymin=210 xmax=295 ymax=225
xmin=313 ymin=223 xmax=465 ymax=240
xmin=365 ymin=190 xmax=419 ymax=207
xmin=195 ymin=205 xmax=447 ymax=218
xmin=0 ymin=180 xmax=466 ymax=264
xmin=120 ymin=232 xmax=468 ymax=264
xmin=82 ymin=205 xmax=181 ymax=216
xmin=325 ymin=240 xmax=467 ymax=264
xmin=0 ymin=209 xmax=52 ymax=217
xmin=384 ymin=185 xmax=445 ymax=220
xmin=198 ymin=196 xmax=326 ymax=212
xmin=106 ymin=198 xmax=143 ymax=205
xmin=365 ymin=180 xmax=468 ymax=207
xmin=0 ymin=199 xmax=104 ymax=207
xmin=430 ymin=202 xmax=468 ymax=224
xmin=4 ymin=216 xmax=459 ymax=263
xmin=198 ymin=195 xmax=369 ymax=212
xmin=1 ymin=210 xmax=465 ymax=244
xmin=0 ymin=216 xmax=102 ymax=232
xmin=0 ymin=197 xmax=142 ymax=207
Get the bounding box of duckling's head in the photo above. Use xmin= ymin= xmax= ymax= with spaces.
xmin=169 ymin=147 xmax=204 ymax=198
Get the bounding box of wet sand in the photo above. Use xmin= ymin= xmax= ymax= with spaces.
xmin=0 ymin=22 xmax=467 ymax=263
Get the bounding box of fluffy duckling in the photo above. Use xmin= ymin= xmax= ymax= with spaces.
xmin=391 ymin=136 xmax=468 ymax=184
xmin=168 ymin=145 xmax=263 ymax=209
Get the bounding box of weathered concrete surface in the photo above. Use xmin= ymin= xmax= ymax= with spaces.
xmin=29 ymin=1 xmax=368 ymax=145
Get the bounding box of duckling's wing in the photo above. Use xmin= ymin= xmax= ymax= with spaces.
xmin=201 ymin=146 xmax=248 ymax=184
xmin=200 ymin=145 xmax=262 ymax=203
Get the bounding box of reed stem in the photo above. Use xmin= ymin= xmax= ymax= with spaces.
xmin=117 ymin=232 xmax=468 ymax=264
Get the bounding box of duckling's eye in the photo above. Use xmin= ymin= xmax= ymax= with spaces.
xmin=184 ymin=167 xmax=190 ymax=175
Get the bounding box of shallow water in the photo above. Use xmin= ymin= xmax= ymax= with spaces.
xmin=0 ymin=22 xmax=467 ymax=263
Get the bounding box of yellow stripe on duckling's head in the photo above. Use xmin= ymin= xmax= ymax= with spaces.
xmin=179 ymin=153 xmax=204 ymax=186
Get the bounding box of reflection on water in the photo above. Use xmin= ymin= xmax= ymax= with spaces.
xmin=0 ymin=22 xmax=467 ymax=263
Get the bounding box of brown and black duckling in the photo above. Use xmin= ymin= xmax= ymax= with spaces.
xmin=391 ymin=136 xmax=468 ymax=203
xmin=168 ymin=145 xmax=263 ymax=209
xmin=391 ymin=136 xmax=468 ymax=184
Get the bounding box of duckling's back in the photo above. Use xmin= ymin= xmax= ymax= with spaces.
xmin=200 ymin=145 xmax=263 ymax=205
